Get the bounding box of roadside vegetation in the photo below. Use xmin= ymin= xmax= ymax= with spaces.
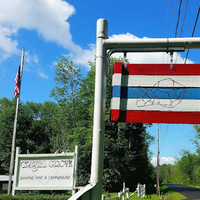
xmin=159 ymin=149 xmax=200 ymax=187
xmin=0 ymin=185 xmax=186 ymax=199
xmin=0 ymin=57 xmax=200 ymax=197
xmin=104 ymin=185 xmax=187 ymax=200
xmin=0 ymin=57 xmax=155 ymax=193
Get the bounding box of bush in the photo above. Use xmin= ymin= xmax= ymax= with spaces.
xmin=0 ymin=194 xmax=71 ymax=200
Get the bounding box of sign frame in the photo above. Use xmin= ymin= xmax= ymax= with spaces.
xmin=12 ymin=146 xmax=78 ymax=195
xmin=110 ymin=62 xmax=200 ymax=124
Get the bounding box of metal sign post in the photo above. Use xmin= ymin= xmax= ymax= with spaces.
xmin=90 ymin=18 xmax=108 ymax=200
xmin=69 ymin=18 xmax=200 ymax=200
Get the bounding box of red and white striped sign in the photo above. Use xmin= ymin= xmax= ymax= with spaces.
xmin=110 ymin=62 xmax=200 ymax=124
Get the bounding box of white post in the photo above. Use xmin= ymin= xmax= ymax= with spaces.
xmin=72 ymin=145 xmax=78 ymax=195
xmin=90 ymin=18 xmax=108 ymax=200
xmin=143 ymin=184 xmax=146 ymax=198
xmin=157 ymin=124 xmax=160 ymax=197
xmin=101 ymin=195 xmax=106 ymax=200
xmin=12 ymin=147 xmax=20 ymax=196
xmin=137 ymin=183 xmax=140 ymax=198
xmin=118 ymin=192 xmax=122 ymax=200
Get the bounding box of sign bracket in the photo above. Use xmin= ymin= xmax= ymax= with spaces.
xmin=70 ymin=18 xmax=200 ymax=200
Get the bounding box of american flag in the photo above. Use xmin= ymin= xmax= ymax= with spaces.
xmin=14 ymin=65 xmax=21 ymax=99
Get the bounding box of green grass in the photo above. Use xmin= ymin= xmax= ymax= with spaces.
xmin=103 ymin=185 xmax=187 ymax=199
xmin=0 ymin=185 xmax=187 ymax=200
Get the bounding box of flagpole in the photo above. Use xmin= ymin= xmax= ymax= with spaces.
xmin=157 ymin=123 xmax=160 ymax=197
xmin=8 ymin=48 xmax=25 ymax=195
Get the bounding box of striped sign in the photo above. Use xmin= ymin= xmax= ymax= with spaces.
xmin=110 ymin=62 xmax=200 ymax=124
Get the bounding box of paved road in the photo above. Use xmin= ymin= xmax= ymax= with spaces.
xmin=167 ymin=184 xmax=200 ymax=200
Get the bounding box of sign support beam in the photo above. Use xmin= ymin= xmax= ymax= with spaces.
xmin=70 ymin=18 xmax=200 ymax=200
xmin=90 ymin=18 xmax=108 ymax=200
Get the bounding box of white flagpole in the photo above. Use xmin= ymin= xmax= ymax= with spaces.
xmin=8 ymin=47 xmax=25 ymax=195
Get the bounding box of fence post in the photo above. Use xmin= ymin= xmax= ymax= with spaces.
xmin=101 ymin=195 xmax=106 ymax=200
xmin=137 ymin=183 xmax=140 ymax=198
xmin=118 ymin=192 xmax=122 ymax=200
xmin=126 ymin=188 xmax=129 ymax=200
xmin=143 ymin=184 xmax=146 ymax=198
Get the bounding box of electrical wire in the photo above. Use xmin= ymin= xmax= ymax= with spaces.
xmin=162 ymin=0 xmax=170 ymax=63
xmin=165 ymin=0 xmax=170 ymax=37
xmin=171 ymin=0 xmax=177 ymax=37
xmin=180 ymin=0 xmax=189 ymax=37
xmin=184 ymin=6 xmax=200 ymax=64
xmin=175 ymin=0 xmax=189 ymax=63
xmin=160 ymin=124 xmax=169 ymax=152
xmin=175 ymin=0 xmax=183 ymax=38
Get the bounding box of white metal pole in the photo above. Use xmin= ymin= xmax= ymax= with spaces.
xmin=90 ymin=18 xmax=108 ymax=200
xmin=157 ymin=123 xmax=160 ymax=197
xmin=8 ymin=48 xmax=25 ymax=195
xmin=12 ymin=147 xmax=20 ymax=196
xmin=104 ymin=37 xmax=200 ymax=49
xmin=72 ymin=145 xmax=78 ymax=195
xmin=8 ymin=97 xmax=19 ymax=195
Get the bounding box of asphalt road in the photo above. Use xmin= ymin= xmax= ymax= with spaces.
xmin=167 ymin=184 xmax=200 ymax=200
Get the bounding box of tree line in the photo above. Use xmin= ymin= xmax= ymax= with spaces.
xmin=160 ymin=125 xmax=200 ymax=186
xmin=0 ymin=56 xmax=155 ymax=193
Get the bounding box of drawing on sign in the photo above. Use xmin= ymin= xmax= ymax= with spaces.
xmin=136 ymin=78 xmax=186 ymax=108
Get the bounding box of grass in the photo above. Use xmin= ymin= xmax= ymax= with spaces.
xmin=103 ymin=185 xmax=187 ymax=199
xmin=0 ymin=185 xmax=187 ymax=199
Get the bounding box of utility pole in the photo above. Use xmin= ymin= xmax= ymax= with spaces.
xmin=157 ymin=123 xmax=160 ymax=197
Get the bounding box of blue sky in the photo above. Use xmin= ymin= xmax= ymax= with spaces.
xmin=0 ymin=0 xmax=200 ymax=165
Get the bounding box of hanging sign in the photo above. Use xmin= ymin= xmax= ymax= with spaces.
xmin=110 ymin=62 xmax=200 ymax=124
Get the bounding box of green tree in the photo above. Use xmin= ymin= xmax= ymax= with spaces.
xmin=102 ymin=57 xmax=155 ymax=192
xmin=51 ymin=56 xmax=82 ymax=127
xmin=160 ymin=164 xmax=175 ymax=184
xmin=0 ymin=98 xmax=58 ymax=174
xmin=176 ymin=151 xmax=200 ymax=185
xmin=193 ymin=125 xmax=200 ymax=155
xmin=50 ymin=56 xmax=85 ymax=152
xmin=0 ymin=98 xmax=16 ymax=174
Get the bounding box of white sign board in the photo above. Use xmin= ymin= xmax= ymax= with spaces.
xmin=12 ymin=146 xmax=78 ymax=195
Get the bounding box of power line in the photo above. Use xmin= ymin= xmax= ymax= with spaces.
xmin=165 ymin=0 xmax=170 ymax=37
xmin=175 ymin=0 xmax=183 ymax=38
xmin=171 ymin=0 xmax=178 ymax=37
xmin=160 ymin=124 xmax=169 ymax=152
xmin=163 ymin=0 xmax=170 ymax=63
xmin=184 ymin=6 xmax=200 ymax=63
xmin=175 ymin=0 xmax=189 ymax=63
xmin=180 ymin=0 xmax=189 ymax=37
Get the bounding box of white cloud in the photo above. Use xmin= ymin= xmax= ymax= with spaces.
xmin=0 ymin=0 xmax=75 ymax=46
xmin=37 ymin=70 xmax=48 ymax=79
xmin=25 ymin=52 xmax=39 ymax=65
xmin=0 ymin=1 xmax=193 ymax=70
xmin=67 ymin=43 xmax=96 ymax=67
xmin=0 ymin=24 xmax=19 ymax=60
xmin=0 ymin=0 xmax=96 ymax=68
xmin=151 ymin=157 xmax=176 ymax=167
